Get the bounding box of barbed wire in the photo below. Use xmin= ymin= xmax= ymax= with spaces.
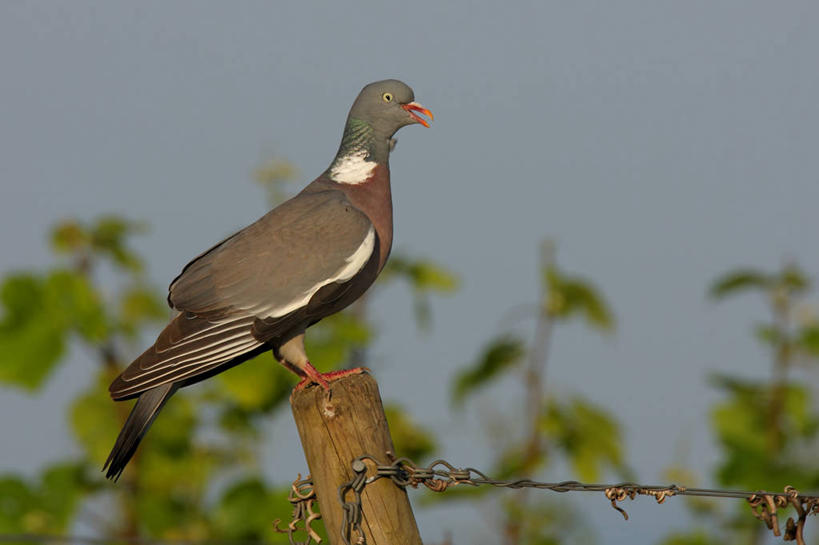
xmin=284 ymin=453 xmax=819 ymax=545
xmin=6 ymin=454 xmax=819 ymax=545
xmin=273 ymin=473 xmax=322 ymax=545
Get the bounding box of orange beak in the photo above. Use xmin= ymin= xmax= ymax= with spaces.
xmin=401 ymin=102 xmax=434 ymax=127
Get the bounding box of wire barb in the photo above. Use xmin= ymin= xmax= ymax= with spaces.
xmin=273 ymin=474 xmax=322 ymax=545
xmin=746 ymin=487 xmax=819 ymax=545
xmin=6 ymin=457 xmax=819 ymax=545
xmin=331 ymin=455 xmax=819 ymax=545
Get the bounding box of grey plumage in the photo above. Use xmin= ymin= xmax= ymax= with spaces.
xmin=104 ymin=79 xmax=432 ymax=480
xmin=109 ymin=191 xmax=374 ymax=400
xmin=103 ymin=383 xmax=176 ymax=480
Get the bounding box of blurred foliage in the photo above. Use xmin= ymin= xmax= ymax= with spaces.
xmin=253 ymin=155 xmax=300 ymax=206
xmin=381 ymin=255 xmax=459 ymax=330
xmin=0 ymin=217 xmax=167 ymax=391
xmin=384 ymin=404 xmax=437 ymax=462
xmin=0 ymin=156 xmax=453 ymax=542
xmin=446 ymin=242 xmax=627 ymax=545
xmin=71 ymin=371 xmax=128 ymax=466
xmin=660 ymin=262 xmax=819 ymax=544
xmin=658 ymin=531 xmax=725 ymax=545
xmin=709 ymin=264 xmax=809 ymax=302
xmin=51 ymin=216 xmax=147 ymax=273
xmin=216 ymin=353 xmax=292 ymax=414
xmin=213 ymin=479 xmax=312 ymax=543
xmin=500 ymin=496 xmax=593 ymax=545
xmin=452 ymin=336 xmax=526 ymax=405
xmin=10 ymin=156 xmax=815 ymax=544
xmin=540 ymin=397 xmax=626 ymax=482
xmin=305 ymin=312 xmax=371 ymax=371
xmin=708 ymin=269 xmax=771 ymax=300
xmin=662 ymin=466 xmax=720 ymax=517
xmin=543 ymin=265 xmax=614 ymax=332
xmin=0 ymin=270 xmax=107 ymax=390
xmin=709 ymin=375 xmax=819 ymax=490
xmin=0 ymin=463 xmax=89 ymax=535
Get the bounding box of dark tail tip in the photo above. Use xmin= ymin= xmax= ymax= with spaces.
xmin=103 ymin=383 xmax=176 ymax=481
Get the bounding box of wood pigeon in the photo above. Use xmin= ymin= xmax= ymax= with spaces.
xmin=103 ymin=80 xmax=433 ymax=480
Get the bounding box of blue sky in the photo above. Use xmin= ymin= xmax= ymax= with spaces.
xmin=2 ymin=2 xmax=818 ymax=543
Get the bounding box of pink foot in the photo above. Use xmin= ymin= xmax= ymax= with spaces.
xmin=292 ymin=363 xmax=370 ymax=392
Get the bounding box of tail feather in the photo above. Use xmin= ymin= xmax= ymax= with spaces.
xmin=103 ymin=383 xmax=176 ymax=481
xmin=109 ymin=313 xmax=261 ymax=401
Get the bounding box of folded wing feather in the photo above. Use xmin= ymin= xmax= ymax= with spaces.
xmin=109 ymin=190 xmax=375 ymax=399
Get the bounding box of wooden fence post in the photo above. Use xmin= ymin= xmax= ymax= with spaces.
xmin=290 ymin=372 xmax=423 ymax=545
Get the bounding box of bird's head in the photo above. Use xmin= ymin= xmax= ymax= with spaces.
xmin=348 ymin=79 xmax=433 ymax=138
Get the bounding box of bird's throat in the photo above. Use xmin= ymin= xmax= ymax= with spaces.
xmin=328 ymin=118 xmax=390 ymax=184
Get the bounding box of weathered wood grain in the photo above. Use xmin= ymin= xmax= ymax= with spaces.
xmin=291 ymin=372 xmax=423 ymax=545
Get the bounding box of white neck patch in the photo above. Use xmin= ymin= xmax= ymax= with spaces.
xmin=329 ymin=149 xmax=377 ymax=185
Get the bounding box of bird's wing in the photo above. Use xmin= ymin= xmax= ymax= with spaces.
xmin=109 ymin=190 xmax=376 ymax=399
xmin=169 ymin=189 xmax=376 ymax=319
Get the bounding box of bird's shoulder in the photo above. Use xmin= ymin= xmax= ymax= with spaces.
xmin=166 ymin=187 xmax=374 ymax=314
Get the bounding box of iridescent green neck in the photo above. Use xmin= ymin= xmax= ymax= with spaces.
xmin=331 ymin=117 xmax=391 ymax=166
xmin=339 ymin=118 xmax=373 ymax=154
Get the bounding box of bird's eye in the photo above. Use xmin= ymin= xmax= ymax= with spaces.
xmin=382 ymin=92 xmax=393 ymax=103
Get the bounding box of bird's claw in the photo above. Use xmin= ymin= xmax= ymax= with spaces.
xmin=293 ymin=365 xmax=370 ymax=392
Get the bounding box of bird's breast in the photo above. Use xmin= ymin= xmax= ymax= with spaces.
xmin=339 ymin=164 xmax=393 ymax=271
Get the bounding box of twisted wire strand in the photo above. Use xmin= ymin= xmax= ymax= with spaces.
xmin=337 ymin=454 xmax=819 ymax=545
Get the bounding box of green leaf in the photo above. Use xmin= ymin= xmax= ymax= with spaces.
xmin=214 ymin=479 xmax=272 ymax=538
xmin=0 ymin=317 xmax=65 ymax=391
xmin=70 ymin=371 xmax=124 ymax=465
xmin=217 ymin=352 xmax=291 ymax=412
xmin=0 ymin=476 xmax=33 ymax=532
xmin=45 ymin=270 xmax=108 ymax=342
xmin=217 ymin=404 xmax=259 ymax=438
xmin=90 ymin=216 xmax=146 ymax=272
xmin=544 ymin=266 xmax=614 ymax=332
xmin=710 ymin=398 xmax=769 ymax=486
xmin=38 ymin=463 xmax=88 ymax=530
xmin=51 ymin=215 xmax=148 ymax=272
xmin=709 ymin=376 xmax=819 ymax=489
xmin=50 ymin=220 xmax=89 ymax=254
xmin=494 ymin=442 xmax=547 ymax=478
xmin=381 ymin=255 xmax=459 ymax=329
xmin=117 ymin=284 xmax=167 ymax=336
xmin=501 ymin=497 xmax=590 ymax=545
xmin=384 ymin=404 xmax=436 ymax=462
xmin=382 ymin=255 xmax=459 ymax=292
xmin=0 ymin=274 xmax=44 ymax=322
xmin=708 ymin=269 xmax=770 ymax=300
xmin=0 ymin=269 xmax=108 ymax=390
xmin=797 ymin=324 xmax=819 ymax=358
xmin=452 ymin=336 xmax=526 ymax=405
xmin=304 ymin=312 xmax=370 ymax=371
xmin=212 ymin=479 xmax=312 ymax=542
xmin=662 ymin=466 xmax=719 ymax=516
xmin=0 ymin=273 xmax=68 ymax=390
xmin=540 ymin=397 xmax=625 ymax=481
xmin=778 ymin=263 xmax=810 ymax=294
xmin=134 ymin=394 xmax=218 ymax=515
xmin=0 ymin=462 xmax=87 ymax=533
xmin=753 ymin=323 xmax=782 ymax=347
